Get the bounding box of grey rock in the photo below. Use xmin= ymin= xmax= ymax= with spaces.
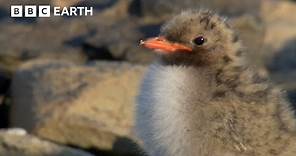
xmin=0 ymin=0 xmax=133 ymax=73
xmin=230 ymin=15 xmax=266 ymax=68
xmin=0 ymin=17 xmax=88 ymax=73
xmin=0 ymin=69 xmax=11 ymax=128
xmin=0 ymin=128 xmax=94 ymax=156
xmin=85 ymin=18 xmax=155 ymax=64
xmin=139 ymin=0 xmax=262 ymax=18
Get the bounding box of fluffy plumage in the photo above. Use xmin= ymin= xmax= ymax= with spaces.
xmin=136 ymin=10 xmax=296 ymax=156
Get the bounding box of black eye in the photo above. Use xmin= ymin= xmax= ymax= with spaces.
xmin=192 ymin=36 xmax=206 ymax=45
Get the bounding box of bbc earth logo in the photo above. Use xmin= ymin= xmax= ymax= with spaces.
xmin=10 ymin=5 xmax=93 ymax=17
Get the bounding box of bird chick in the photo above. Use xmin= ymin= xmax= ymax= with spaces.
xmin=136 ymin=10 xmax=296 ymax=156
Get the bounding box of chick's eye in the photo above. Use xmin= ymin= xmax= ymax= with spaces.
xmin=192 ymin=36 xmax=206 ymax=45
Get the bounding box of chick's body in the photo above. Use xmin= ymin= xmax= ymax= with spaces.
xmin=136 ymin=10 xmax=296 ymax=156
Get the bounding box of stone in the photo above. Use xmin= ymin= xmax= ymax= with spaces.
xmin=261 ymin=0 xmax=296 ymax=106
xmin=52 ymin=0 xmax=121 ymax=10
xmin=0 ymin=18 xmax=88 ymax=73
xmin=85 ymin=18 xmax=155 ymax=64
xmin=0 ymin=128 xmax=94 ymax=156
xmin=52 ymin=0 xmax=81 ymax=7
xmin=139 ymin=0 xmax=262 ymax=18
xmin=261 ymin=0 xmax=296 ymax=54
xmin=0 ymin=69 xmax=11 ymax=128
xmin=10 ymin=59 xmax=146 ymax=154
xmin=261 ymin=0 xmax=296 ymax=83
xmin=0 ymin=0 xmax=134 ymax=74
xmin=230 ymin=15 xmax=265 ymax=68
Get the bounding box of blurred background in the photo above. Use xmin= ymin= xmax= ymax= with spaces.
xmin=0 ymin=0 xmax=296 ymax=155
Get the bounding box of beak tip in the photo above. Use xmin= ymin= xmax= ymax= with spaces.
xmin=139 ymin=39 xmax=145 ymax=46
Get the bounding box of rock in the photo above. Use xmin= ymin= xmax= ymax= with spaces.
xmin=260 ymin=0 xmax=296 ymax=106
xmin=261 ymin=0 xmax=296 ymax=54
xmin=52 ymin=0 xmax=81 ymax=7
xmin=0 ymin=70 xmax=10 ymax=95
xmin=52 ymin=0 xmax=121 ymax=10
xmin=58 ymin=0 xmax=155 ymax=64
xmin=0 ymin=18 xmax=88 ymax=73
xmin=261 ymin=1 xmax=296 ymax=84
xmin=267 ymin=39 xmax=296 ymax=75
xmin=0 ymin=0 xmax=135 ymax=73
xmin=266 ymin=38 xmax=296 ymax=104
xmin=230 ymin=15 xmax=266 ymax=68
xmin=138 ymin=0 xmax=262 ymax=18
xmin=0 ymin=0 xmax=154 ymax=70
xmin=10 ymin=59 xmax=146 ymax=154
xmin=0 ymin=128 xmax=94 ymax=156
xmin=0 ymin=70 xmax=11 ymax=128
xmin=0 ymin=98 xmax=9 ymax=128
xmin=85 ymin=18 xmax=155 ymax=64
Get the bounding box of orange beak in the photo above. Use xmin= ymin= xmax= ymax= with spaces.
xmin=139 ymin=36 xmax=192 ymax=53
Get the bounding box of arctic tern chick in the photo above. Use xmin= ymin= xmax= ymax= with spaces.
xmin=136 ymin=10 xmax=296 ymax=156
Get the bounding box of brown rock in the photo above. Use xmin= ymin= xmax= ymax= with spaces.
xmin=0 ymin=128 xmax=94 ymax=156
xmin=52 ymin=0 xmax=81 ymax=7
xmin=261 ymin=0 xmax=296 ymax=52
xmin=10 ymin=59 xmax=146 ymax=154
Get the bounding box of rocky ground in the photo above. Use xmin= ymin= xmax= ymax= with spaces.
xmin=0 ymin=0 xmax=296 ymax=155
